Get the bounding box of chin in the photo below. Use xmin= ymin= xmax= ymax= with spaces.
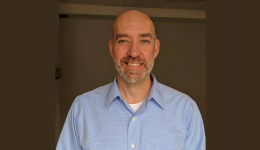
xmin=123 ymin=71 xmax=149 ymax=83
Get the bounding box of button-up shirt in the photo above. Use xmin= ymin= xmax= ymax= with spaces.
xmin=56 ymin=74 xmax=205 ymax=150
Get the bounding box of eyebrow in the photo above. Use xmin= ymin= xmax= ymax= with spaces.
xmin=115 ymin=33 xmax=153 ymax=40
xmin=139 ymin=33 xmax=152 ymax=39
xmin=115 ymin=34 xmax=129 ymax=40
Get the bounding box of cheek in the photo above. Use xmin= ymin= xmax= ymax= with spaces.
xmin=112 ymin=53 xmax=124 ymax=64
xmin=113 ymin=48 xmax=127 ymax=59
xmin=143 ymin=51 xmax=155 ymax=61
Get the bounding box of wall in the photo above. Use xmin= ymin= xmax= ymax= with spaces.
xmin=0 ymin=1 xmax=58 ymax=149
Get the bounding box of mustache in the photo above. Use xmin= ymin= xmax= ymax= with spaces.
xmin=120 ymin=56 xmax=145 ymax=64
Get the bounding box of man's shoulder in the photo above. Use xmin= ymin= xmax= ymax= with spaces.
xmin=158 ymin=82 xmax=189 ymax=97
xmin=157 ymin=82 xmax=195 ymax=105
xmin=74 ymin=82 xmax=113 ymax=104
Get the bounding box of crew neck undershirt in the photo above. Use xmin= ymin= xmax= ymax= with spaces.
xmin=129 ymin=100 xmax=145 ymax=112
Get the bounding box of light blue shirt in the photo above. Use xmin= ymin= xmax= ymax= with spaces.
xmin=56 ymin=74 xmax=205 ymax=150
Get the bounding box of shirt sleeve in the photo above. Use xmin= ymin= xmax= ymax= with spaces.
xmin=184 ymin=99 xmax=206 ymax=150
xmin=56 ymin=97 xmax=82 ymax=150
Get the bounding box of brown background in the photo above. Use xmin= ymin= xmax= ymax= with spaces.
xmin=207 ymin=1 xmax=260 ymax=149
xmin=0 ymin=1 xmax=58 ymax=149
xmin=1 ymin=0 xmax=259 ymax=150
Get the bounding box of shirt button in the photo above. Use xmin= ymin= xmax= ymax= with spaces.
xmin=131 ymin=143 xmax=135 ymax=148
xmin=132 ymin=117 xmax=136 ymax=121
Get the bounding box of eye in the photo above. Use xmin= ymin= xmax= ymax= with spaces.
xmin=142 ymin=40 xmax=149 ymax=43
xmin=119 ymin=40 xmax=127 ymax=43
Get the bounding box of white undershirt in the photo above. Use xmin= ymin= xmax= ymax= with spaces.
xmin=129 ymin=100 xmax=145 ymax=112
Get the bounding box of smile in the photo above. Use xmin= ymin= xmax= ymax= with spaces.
xmin=124 ymin=62 xmax=143 ymax=66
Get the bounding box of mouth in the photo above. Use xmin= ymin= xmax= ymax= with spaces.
xmin=124 ymin=62 xmax=144 ymax=67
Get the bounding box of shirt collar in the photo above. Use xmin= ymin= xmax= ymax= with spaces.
xmin=105 ymin=73 xmax=165 ymax=110
xmin=105 ymin=76 xmax=121 ymax=108
xmin=149 ymin=73 xmax=165 ymax=110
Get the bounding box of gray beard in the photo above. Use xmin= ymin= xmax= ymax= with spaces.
xmin=113 ymin=58 xmax=154 ymax=84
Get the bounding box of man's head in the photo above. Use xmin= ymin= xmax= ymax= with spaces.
xmin=109 ymin=10 xmax=160 ymax=83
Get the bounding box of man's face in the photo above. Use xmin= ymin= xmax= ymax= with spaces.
xmin=109 ymin=16 xmax=160 ymax=83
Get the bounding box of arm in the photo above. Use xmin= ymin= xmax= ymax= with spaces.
xmin=184 ymin=100 xmax=206 ymax=150
xmin=56 ymin=98 xmax=82 ymax=150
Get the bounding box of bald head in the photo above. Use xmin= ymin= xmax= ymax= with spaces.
xmin=112 ymin=10 xmax=156 ymax=41
xmin=109 ymin=10 xmax=160 ymax=84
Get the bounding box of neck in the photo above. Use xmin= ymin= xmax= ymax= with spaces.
xmin=117 ymin=73 xmax=152 ymax=104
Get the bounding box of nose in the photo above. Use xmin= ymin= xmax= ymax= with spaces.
xmin=127 ymin=40 xmax=140 ymax=57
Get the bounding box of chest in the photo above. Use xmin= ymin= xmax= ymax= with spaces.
xmin=77 ymin=103 xmax=186 ymax=150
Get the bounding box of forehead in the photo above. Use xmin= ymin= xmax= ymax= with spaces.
xmin=115 ymin=18 xmax=154 ymax=36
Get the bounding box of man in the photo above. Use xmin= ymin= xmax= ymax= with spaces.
xmin=56 ymin=10 xmax=205 ymax=150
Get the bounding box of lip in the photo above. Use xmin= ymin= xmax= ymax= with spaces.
xmin=123 ymin=62 xmax=144 ymax=68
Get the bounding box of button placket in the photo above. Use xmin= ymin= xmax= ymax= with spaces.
xmin=128 ymin=115 xmax=136 ymax=150
xmin=132 ymin=117 xmax=136 ymax=121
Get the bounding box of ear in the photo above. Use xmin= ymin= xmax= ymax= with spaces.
xmin=153 ymin=39 xmax=160 ymax=58
xmin=109 ymin=40 xmax=114 ymax=58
